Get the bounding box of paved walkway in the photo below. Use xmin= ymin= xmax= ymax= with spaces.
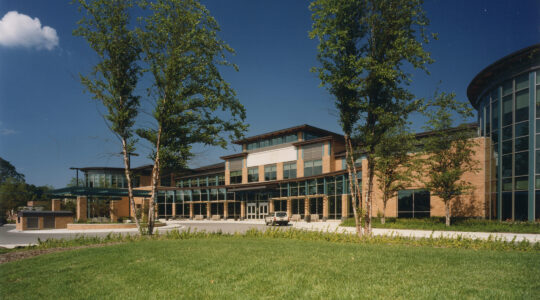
xmin=292 ymin=221 xmax=540 ymax=242
xmin=2 ymin=220 xmax=539 ymax=248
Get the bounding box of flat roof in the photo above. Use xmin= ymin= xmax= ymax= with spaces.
xmin=18 ymin=211 xmax=73 ymax=217
xmin=233 ymin=124 xmax=343 ymax=145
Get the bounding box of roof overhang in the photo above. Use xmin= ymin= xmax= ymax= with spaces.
xmin=467 ymin=44 xmax=540 ymax=109
xmin=49 ymin=187 xmax=151 ymax=198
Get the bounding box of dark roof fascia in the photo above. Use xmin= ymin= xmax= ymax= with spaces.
xmin=232 ymin=124 xmax=343 ymax=145
xmin=293 ymin=136 xmax=335 ymax=147
xmin=18 ymin=210 xmax=74 ymax=217
xmin=49 ymin=186 xmax=151 ymax=198
xmin=220 ymin=152 xmax=248 ymax=160
xmin=467 ymin=44 xmax=540 ymax=109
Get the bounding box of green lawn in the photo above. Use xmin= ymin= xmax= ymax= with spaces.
xmin=341 ymin=217 xmax=540 ymax=233
xmin=2 ymin=237 xmax=539 ymax=299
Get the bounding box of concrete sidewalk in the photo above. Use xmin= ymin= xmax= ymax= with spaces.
xmin=292 ymin=221 xmax=540 ymax=242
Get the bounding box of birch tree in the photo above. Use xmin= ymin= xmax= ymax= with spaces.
xmin=310 ymin=0 xmax=434 ymax=234
xmin=74 ymin=0 xmax=143 ymax=232
xmin=137 ymin=0 xmax=247 ymax=235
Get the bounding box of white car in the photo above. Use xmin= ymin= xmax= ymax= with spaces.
xmin=265 ymin=211 xmax=289 ymax=226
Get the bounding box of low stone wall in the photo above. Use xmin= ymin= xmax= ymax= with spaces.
xmin=66 ymin=223 xmax=165 ymax=230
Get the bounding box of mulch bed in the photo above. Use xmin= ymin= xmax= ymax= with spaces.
xmin=0 ymin=243 xmax=122 ymax=264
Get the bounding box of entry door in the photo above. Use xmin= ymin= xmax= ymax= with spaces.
xmin=258 ymin=202 xmax=268 ymax=219
xmin=247 ymin=203 xmax=257 ymax=219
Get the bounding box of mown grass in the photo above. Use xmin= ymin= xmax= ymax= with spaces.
xmin=1 ymin=232 xmax=539 ymax=299
xmin=340 ymin=217 xmax=540 ymax=233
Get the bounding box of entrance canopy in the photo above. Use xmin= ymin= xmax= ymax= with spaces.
xmin=50 ymin=186 xmax=150 ymax=198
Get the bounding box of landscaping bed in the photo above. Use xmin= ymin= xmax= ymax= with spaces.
xmin=340 ymin=217 xmax=540 ymax=233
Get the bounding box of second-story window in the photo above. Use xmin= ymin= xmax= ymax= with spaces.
xmin=264 ymin=164 xmax=277 ymax=181
xmin=304 ymin=159 xmax=322 ymax=177
xmin=283 ymin=161 xmax=297 ymax=179
xmin=230 ymin=171 xmax=242 ymax=184
xmin=248 ymin=167 xmax=259 ymax=182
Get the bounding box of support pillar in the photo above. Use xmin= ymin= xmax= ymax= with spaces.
xmin=287 ymin=198 xmax=292 ymax=217
xmin=51 ymin=199 xmax=61 ymax=211
xmin=304 ymin=196 xmax=310 ymax=217
xmin=189 ymin=203 xmax=194 ymax=219
xmin=172 ymin=202 xmax=176 ymax=218
xmin=323 ymin=196 xmax=329 ymax=219
xmin=341 ymin=194 xmax=349 ymax=219
xmin=269 ymin=199 xmax=274 ymax=213
xmin=110 ymin=201 xmax=117 ymax=222
xmin=76 ymin=196 xmax=87 ymax=221
xmin=206 ymin=202 xmax=211 ymax=218
xmin=224 ymin=201 xmax=228 ymax=219
xmin=240 ymin=201 xmax=246 ymax=219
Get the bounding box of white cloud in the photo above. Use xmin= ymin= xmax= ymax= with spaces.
xmin=0 ymin=128 xmax=16 ymax=135
xmin=0 ymin=11 xmax=59 ymax=50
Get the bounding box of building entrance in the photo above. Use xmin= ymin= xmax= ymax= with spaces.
xmin=246 ymin=202 xmax=268 ymax=219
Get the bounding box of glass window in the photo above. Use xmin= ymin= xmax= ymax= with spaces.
xmin=501 ymin=192 xmax=512 ymax=220
xmin=283 ymin=162 xmax=297 ymax=179
xmin=515 ymin=90 xmax=529 ymax=123
xmin=514 ymin=176 xmax=528 ymax=190
xmin=515 ymin=74 xmax=529 ymax=91
xmin=503 ymin=80 xmax=513 ymax=96
xmin=492 ymin=100 xmax=499 ymax=129
xmin=515 ymin=136 xmax=528 ymax=152
xmin=248 ymin=167 xmax=258 ymax=182
xmin=264 ymin=165 xmax=277 ymax=181
xmin=515 ymin=151 xmax=528 ymax=176
xmin=304 ymin=159 xmax=322 ymax=177
xmin=397 ymin=189 xmax=430 ymax=218
xmin=502 ymin=126 xmax=512 ymax=140
xmin=502 ymin=140 xmax=512 ymax=155
xmin=515 ymin=122 xmax=528 ymax=138
xmin=514 ymin=191 xmax=528 ymax=221
xmin=502 ymin=178 xmax=512 ymax=191
xmin=502 ymin=155 xmax=512 ymax=177
xmin=502 ymin=95 xmax=513 ymax=126
xmin=230 ymin=170 xmax=242 ymax=184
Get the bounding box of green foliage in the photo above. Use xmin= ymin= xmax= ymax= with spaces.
xmin=0 ymin=157 xmax=24 ymax=184
xmin=136 ymin=0 xmax=247 ymax=172
xmin=421 ymin=92 xmax=477 ymax=225
xmin=73 ymin=0 xmax=141 ymax=143
xmin=309 ymin=0 xmax=435 ymax=233
xmin=341 ymin=217 xmax=540 ymax=234
xmin=373 ymin=125 xmax=416 ymax=217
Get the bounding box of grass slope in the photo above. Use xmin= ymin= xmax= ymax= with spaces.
xmin=1 ymin=238 xmax=539 ymax=299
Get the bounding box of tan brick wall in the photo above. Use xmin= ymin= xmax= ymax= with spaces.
xmin=139 ymin=175 xmax=151 ymax=187
xmin=55 ymin=216 xmax=73 ymax=229
xmin=242 ymin=163 xmax=248 ymax=184
xmin=258 ymin=165 xmax=265 ymax=182
xmin=276 ymin=162 xmax=284 ymax=180
xmin=334 ymin=158 xmax=343 ymax=171
xmin=341 ymin=194 xmax=349 ymax=218
xmin=225 ymin=161 xmax=230 ymax=185
xmin=76 ymin=196 xmax=87 ymax=221
xmin=297 ymin=158 xmax=304 ymax=177
xmin=365 ymin=137 xmax=488 ymax=218
xmin=51 ymin=199 xmax=61 ymax=211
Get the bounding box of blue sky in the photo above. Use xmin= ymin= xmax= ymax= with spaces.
xmin=0 ymin=0 xmax=538 ymax=188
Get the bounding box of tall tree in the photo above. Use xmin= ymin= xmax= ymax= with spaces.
xmin=0 ymin=157 xmax=25 ymax=184
xmin=373 ymin=125 xmax=415 ymax=224
xmin=310 ymin=0 xmax=434 ymax=234
xmin=73 ymin=0 xmax=143 ymax=232
xmin=421 ymin=92 xmax=478 ymax=226
xmin=137 ymin=0 xmax=247 ymax=235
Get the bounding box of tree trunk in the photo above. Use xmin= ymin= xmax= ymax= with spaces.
xmin=147 ymin=126 xmax=163 ymax=235
xmin=121 ymin=139 xmax=142 ymax=234
xmin=347 ymin=137 xmax=363 ymax=229
xmin=364 ymin=157 xmax=375 ymax=235
xmin=381 ymin=198 xmax=387 ymax=225
xmin=344 ymin=134 xmax=362 ymax=238
xmin=445 ymin=201 xmax=451 ymax=226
